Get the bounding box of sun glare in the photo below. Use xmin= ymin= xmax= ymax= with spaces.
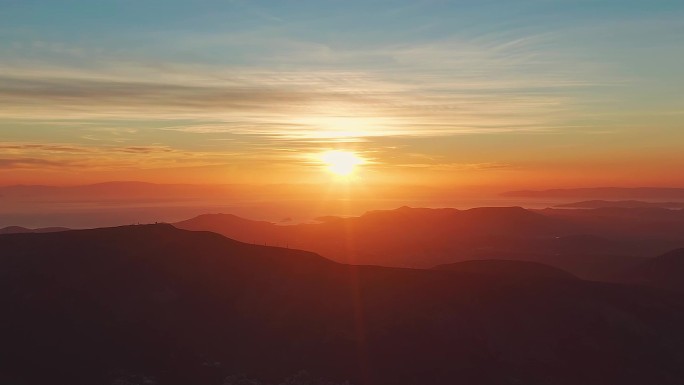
xmin=320 ymin=150 xmax=364 ymax=176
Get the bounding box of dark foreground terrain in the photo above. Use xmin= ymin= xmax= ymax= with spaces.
xmin=3 ymin=225 xmax=684 ymax=385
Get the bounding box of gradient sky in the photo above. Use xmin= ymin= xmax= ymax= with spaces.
xmin=2 ymin=0 xmax=684 ymax=189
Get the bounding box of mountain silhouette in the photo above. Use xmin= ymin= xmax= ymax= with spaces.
xmin=175 ymin=207 xmax=582 ymax=267
xmin=501 ymin=187 xmax=684 ymax=200
xmin=175 ymin=207 xmax=684 ymax=279
xmin=540 ymin=207 xmax=684 ymax=240
xmin=0 ymin=225 xmax=70 ymax=234
xmin=556 ymin=200 xmax=684 ymax=209
xmin=3 ymin=225 xmax=684 ymax=385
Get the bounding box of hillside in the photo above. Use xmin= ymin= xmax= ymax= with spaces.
xmin=433 ymin=259 xmax=578 ymax=281
xmin=626 ymin=248 xmax=684 ymax=292
xmin=3 ymin=225 xmax=684 ymax=385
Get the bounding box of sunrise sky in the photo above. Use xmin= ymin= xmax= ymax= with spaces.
xmin=2 ymin=0 xmax=684 ymax=190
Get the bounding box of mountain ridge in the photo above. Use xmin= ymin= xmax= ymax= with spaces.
xmin=4 ymin=224 xmax=684 ymax=385
xmin=173 ymin=206 xmax=684 ymax=278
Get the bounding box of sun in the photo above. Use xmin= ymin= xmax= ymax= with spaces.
xmin=320 ymin=150 xmax=364 ymax=176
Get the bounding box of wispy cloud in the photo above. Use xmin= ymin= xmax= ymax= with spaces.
xmin=392 ymin=162 xmax=513 ymax=171
xmin=0 ymin=49 xmax=596 ymax=142
xmin=0 ymin=141 xmax=246 ymax=171
xmin=0 ymin=158 xmax=73 ymax=169
xmin=0 ymin=20 xmax=613 ymax=143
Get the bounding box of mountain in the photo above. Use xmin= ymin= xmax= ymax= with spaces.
xmin=626 ymin=248 xmax=684 ymax=292
xmin=539 ymin=207 xmax=684 ymax=240
xmin=433 ymin=260 xmax=577 ymax=281
xmin=175 ymin=206 xmax=583 ymax=267
xmin=556 ymin=200 xmax=684 ymax=209
xmin=174 ymin=207 xmax=684 ymax=279
xmin=3 ymin=225 xmax=684 ymax=385
xmin=0 ymin=226 xmax=70 ymax=234
xmin=174 ymin=213 xmax=278 ymax=243
xmin=462 ymin=250 xmax=648 ymax=282
xmin=501 ymin=187 xmax=684 ymax=200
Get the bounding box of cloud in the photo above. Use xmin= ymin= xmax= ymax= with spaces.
xmin=0 ymin=67 xmax=585 ymax=142
xmin=0 ymin=141 xmax=247 ymax=171
xmin=390 ymin=161 xmax=513 ymax=172
xmin=0 ymin=28 xmax=608 ymax=145
xmin=0 ymin=158 xmax=73 ymax=169
xmin=116 ymin=146 xmax=175 ymax=154
xmin=0 ymin=143 xmax=93 ymax=153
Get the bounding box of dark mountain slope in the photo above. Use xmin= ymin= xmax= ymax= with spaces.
xmin=463 ymin=250 xmax=648 ymax=282
xmin=626 ymin=248 xmax=684 ymax=292
xmin=434 ymin=259 xmax=578 ymax=281
xmin=3 ymin=225 xmax=684 ymax=385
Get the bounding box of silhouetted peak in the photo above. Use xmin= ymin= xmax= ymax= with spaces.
xmin=360 ymin=206 xmax=458 ymax=220
xmin=95 ymin=223 xmax=177 ymax=232
xmin=178 ymin=213 xmax=273 ymax=226
xmin=0 ymin=226 xmax=31 ymax=234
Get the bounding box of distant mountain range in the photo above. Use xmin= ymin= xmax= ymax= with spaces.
xmin=502 ymin=187 xmax=684 ymax=199
xmin=4 ymin=225 xmax=684 ymax=385
xmin=0 ymin=226 xmax=70 ymax=234
xmin=174 ymin=206 xmax=684 ymax=280
xmin=555 ymin=200 xmax=684 ymax=209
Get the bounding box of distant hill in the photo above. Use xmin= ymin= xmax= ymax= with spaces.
xmin=175 ymin=206 xmax=684 ymax=279
xmin=4 ymin=225 xmax=684 ymax=385
xmin=556 ymin=200 xmax=684 ymax=209
xmin=539 ymin=207 xmax=684 ymax=240
xmin=176 ymin=206 xmax=582 ymax=266
xmin=433 ymin=259 xmax=577 ymax=280
xmin=501 ymin=187 xmax=684 ymax=200
xmin=0 ymin=226 xmax=70 ymax=234
xmin=175 ymin=213 xmax=277 ymax=243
